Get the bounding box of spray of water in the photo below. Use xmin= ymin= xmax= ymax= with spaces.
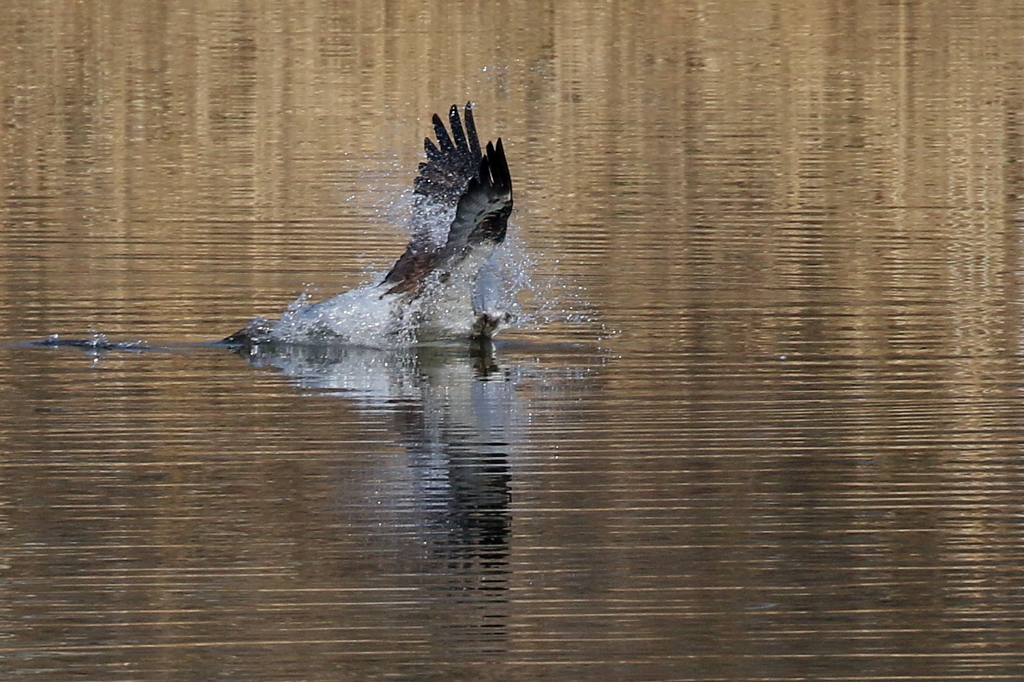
xmin=246 ymin=160 xmax=597 ymax=350
xmin=257 ymin=221 xmax=596 ymax=349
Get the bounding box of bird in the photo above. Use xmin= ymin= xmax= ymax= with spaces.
xmin=225 ymin=103 xmax=514 ymax=349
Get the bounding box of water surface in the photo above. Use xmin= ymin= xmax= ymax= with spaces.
xmin=3 ymin=1 xmax=1024 ymax=680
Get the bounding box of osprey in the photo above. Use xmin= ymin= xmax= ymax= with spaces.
xmin=226 ymin=103 xmax=514 ymax=348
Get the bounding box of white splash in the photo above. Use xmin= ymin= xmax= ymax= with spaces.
xmin=268 ymin=285 xmax=415 ymax=348
xmin=257 ymin=228 xmax=598 ymax=349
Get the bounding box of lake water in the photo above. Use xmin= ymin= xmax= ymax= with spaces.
xmin=3 ymin=1 xmax=1024 ymax=680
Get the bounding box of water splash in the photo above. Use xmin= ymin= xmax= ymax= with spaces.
xmin=254 ymin=223 xmax=598 ymax=349
xmin=270 ymin=284 xmax=417 ymax=348
xmin=28 ymin=332 xmax=151 ymax=352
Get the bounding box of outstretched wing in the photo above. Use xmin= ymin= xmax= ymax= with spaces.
xmin=437 ymin=139 xmax=513 ymax=261
xmin=414 ymin=102 xmax=482 ymax=207
xmin=383 ymin=105 xmax=513 ymax=295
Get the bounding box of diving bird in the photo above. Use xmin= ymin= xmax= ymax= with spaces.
xmin=226 ymin=103 xmax=514 ymax=348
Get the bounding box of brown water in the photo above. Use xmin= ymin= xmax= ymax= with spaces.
xmin=3 ymin=1 xmax=1024 ymax=680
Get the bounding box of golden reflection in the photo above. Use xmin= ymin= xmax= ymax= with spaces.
xmin=2 ymin=1 xmax=1022 ymax=345
xmin=2 ymin=1 xmax=1024 ymax=678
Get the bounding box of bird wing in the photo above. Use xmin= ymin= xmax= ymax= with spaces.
xmin=437 ymin=139 xmax=513 ymax=263
xmin=414 ymin=102 xmax=482 ymax=207
xmin=383 ymin=105 xmax=512 ymax=295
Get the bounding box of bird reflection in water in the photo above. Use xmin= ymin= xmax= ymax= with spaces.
xmin=240 ymin=339 xmax=517 ymax=648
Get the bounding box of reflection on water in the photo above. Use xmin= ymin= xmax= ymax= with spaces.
xmin=242 ymin=340 xmax=524 ymax=647
xmin=0 ymin=340 xmax=604 ymax=679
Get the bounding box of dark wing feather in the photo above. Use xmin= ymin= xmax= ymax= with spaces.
xmin=438 ymin=139 xmax=513 ymax=262
xmin=384 ymin=133 xmax=513 ymax=296
xmin=385 ymin=103 xmax=508 ymax=292
xmin=412 ymin=103 xmax=482 ymax=206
